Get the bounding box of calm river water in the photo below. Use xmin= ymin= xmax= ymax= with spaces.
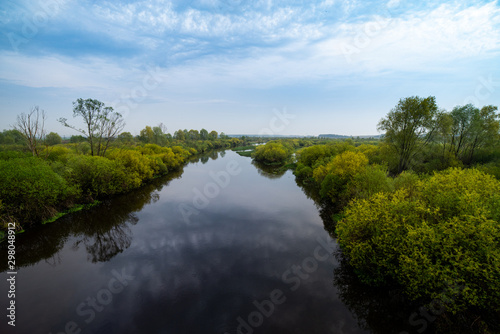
xmin=1 ymin=150 xmax=420 ymax=334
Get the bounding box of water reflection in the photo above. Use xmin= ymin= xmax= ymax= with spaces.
xmin=332 ymin=252 xmax=422 ymax=334
xmin=251 ymin=160 xmax=287 ymax=179
xmin=295 ymin=177 xmax=338 ymax=235
xmin=0 ymin=168 xmax=184 ymax=270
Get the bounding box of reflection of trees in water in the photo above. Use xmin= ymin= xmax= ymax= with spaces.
xmin=209 ymin=150 xmax=219 ymax=160
xmin=294 ymin=178 xmax=338 ymax=236
xmin=73 ymin=220 xmax=134 ymax=263
xmin=0 ymin=166 xmax=185 ymax=270
xmin=200 ymin=155 xmax=209 ymax=164
xmin=251 ymin=160 xmax=287 ymax=179
xmin=332 ymin=252 xmax=417 ymax=334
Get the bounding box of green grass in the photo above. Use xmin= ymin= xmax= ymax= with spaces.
xmin=236 ymin=151 xmax=253 ymax=157
xmin=42 ymin=200 xmax=101 ymax=224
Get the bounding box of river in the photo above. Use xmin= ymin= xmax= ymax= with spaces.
xmin=0 ymin=150 xmax=420 ymax=334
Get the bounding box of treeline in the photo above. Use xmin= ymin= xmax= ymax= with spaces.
xmin=0 ymin=98 xmax=247 ymax=236
xmin=290 ymin=97 xmax=500 ymax=332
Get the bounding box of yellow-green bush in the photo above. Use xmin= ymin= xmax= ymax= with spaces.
xmin=65 ymin=155 xmax=131 ymax=198
xmin=252 ymin=142 xmax=291 ymax=164
xmin=0 ymin=157 xmax=78 ymax=225
xmin=336 ymin=168 xmax=500 ymax=313
xmin=107 ymin=149 xmax=155 ymax=186
xmin=47 ymin=145 xmax=73 ymax=162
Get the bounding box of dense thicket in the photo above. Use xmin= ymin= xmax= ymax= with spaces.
xmin=291 ymin=98 xmax=500 ymax=331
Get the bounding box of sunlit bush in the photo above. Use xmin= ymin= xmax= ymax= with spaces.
xmin=47 ymin=145 xmax=72 ymax=162
xmin=0 ymin=157 xmax=78 ymax=225
xmin=107 ymin=150 xmax=155 ymax=186
xmin=336 ymin=168 xmax=500 ymax=313
xmin=252 ymin=142 xmax=291 ymax=164
xmin=65 ymin=155 xmax=131 ymax=198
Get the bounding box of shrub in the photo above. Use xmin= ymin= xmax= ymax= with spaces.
xmin=475 ymin=162 xmax=500 ymax=180
xmin=0 ymin=157 xmax=78 ymax=225
xmin=47 ymin=145 xmax=72 ymax=162
xmin=336 ymin=168 xmax=500 ymax=313
xmin=65 ymin=155 xmax=131 ymax=198
xmin=107 ymin=149 xmax=155 ymax=185
xmin=252 ymin=142 xmax=291 ymax=164
xmin=347 ymin=164 xmax=393 ymax=200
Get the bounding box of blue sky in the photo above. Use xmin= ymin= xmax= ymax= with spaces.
xmin=0 ymin=0 xmax=499 ymax=136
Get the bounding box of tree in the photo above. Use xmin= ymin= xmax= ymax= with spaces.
xmin=152 ymin=124 xmax=168 ymax=145
xmin=434 ymin=111 xmax=453 ymax=157
xmin=14 ymin=106 xmax=46 ymax=156
xmin=187 ymin=129 xmax=199 ymax=141
xmin=45 ymin=132 xmax=62 ymax=146
xmin=448 ymin=104 xmax=499 ymax=163
xmin=200 ymin=128 xmax=209 ymax=140
xmin=70 ymin=135 xmax=86 ymax=143
xmin=139 ymin=126 xmax=154 ymax=143
xmin=208 ymin=130 xmax=218 ymax=140
xmin=174 ymin=129 xmax=185 ymax=141
xmin=378 ymin=96 xmax=438 ymax=173
xmin=0 ymin=129 xmax=24 ymax=145
xmin=58 ymin=98 xmax=125 ymax=156
xmin=117 ymin=132 xmax=134 ymax=144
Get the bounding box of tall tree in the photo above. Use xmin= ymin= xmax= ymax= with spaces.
xmin=45 ymin=132 xmax=62 ymax=146
xmin=200 ymin=128 xmax=209 ymax=140
xmin=58 ymin=98 xmax=125 ymax=156
xmin=174 ymin=129 xmax=185 ymax=141
xmin=14 ymin=106 xmax=46 ymax=156
xmin=378 ymin=96 xmax=438 ymax=173
xmin=449 ymin=104 xmax=499 ymax=163
xmin=188 ymin=129 xmax=199 ymax=141
xmin=139 ymin=126 xmax=155 ymax=143
xmin=208 ymin=130 xmax=218 ymax=140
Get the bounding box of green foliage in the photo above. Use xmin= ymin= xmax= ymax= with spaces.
xmin=348 ymin=165 xmax=393 ymax=200
xmin=0 ymin=150 xmax=31 ymax=160
xmin=69 ymin=135 xmax=86 ymax=143
xmin=378 ymin=96 xmax=439 ymax=173
xmin=117 ymin=131 xmax=135 ymax=144
xmin=0 ymin=129 xmax=25 ymax=145
xmin=475 ymin=162 xmax=500 ymax=179
xmin=45 ymin=132 xmax=62 ymax=146
xmin=47 ymin=146 xmax=72 ymax=162
xmin=336 ymin=168 xmax=500 ymax=313
xmin=64 ymin=155 xmax=131 ymax=198
xmin=0 ymin=158 xmax=78 ymax=225
xmin=252 ymin=141 xmax=292 ymax=164
xmin=59 ymin=98 xmax=125 ymax=156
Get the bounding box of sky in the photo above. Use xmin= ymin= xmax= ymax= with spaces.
xmin=0 ymin=0 xmax=499 ymax=137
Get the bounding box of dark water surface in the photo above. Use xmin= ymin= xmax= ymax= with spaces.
xmin=1 ymin=151 xmax=418 ymax=334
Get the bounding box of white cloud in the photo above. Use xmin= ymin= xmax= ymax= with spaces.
xmin=333 ymin=2 xmax=500 ymax=70
xmin=387 ymin=0 xmax=400 ymax=9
